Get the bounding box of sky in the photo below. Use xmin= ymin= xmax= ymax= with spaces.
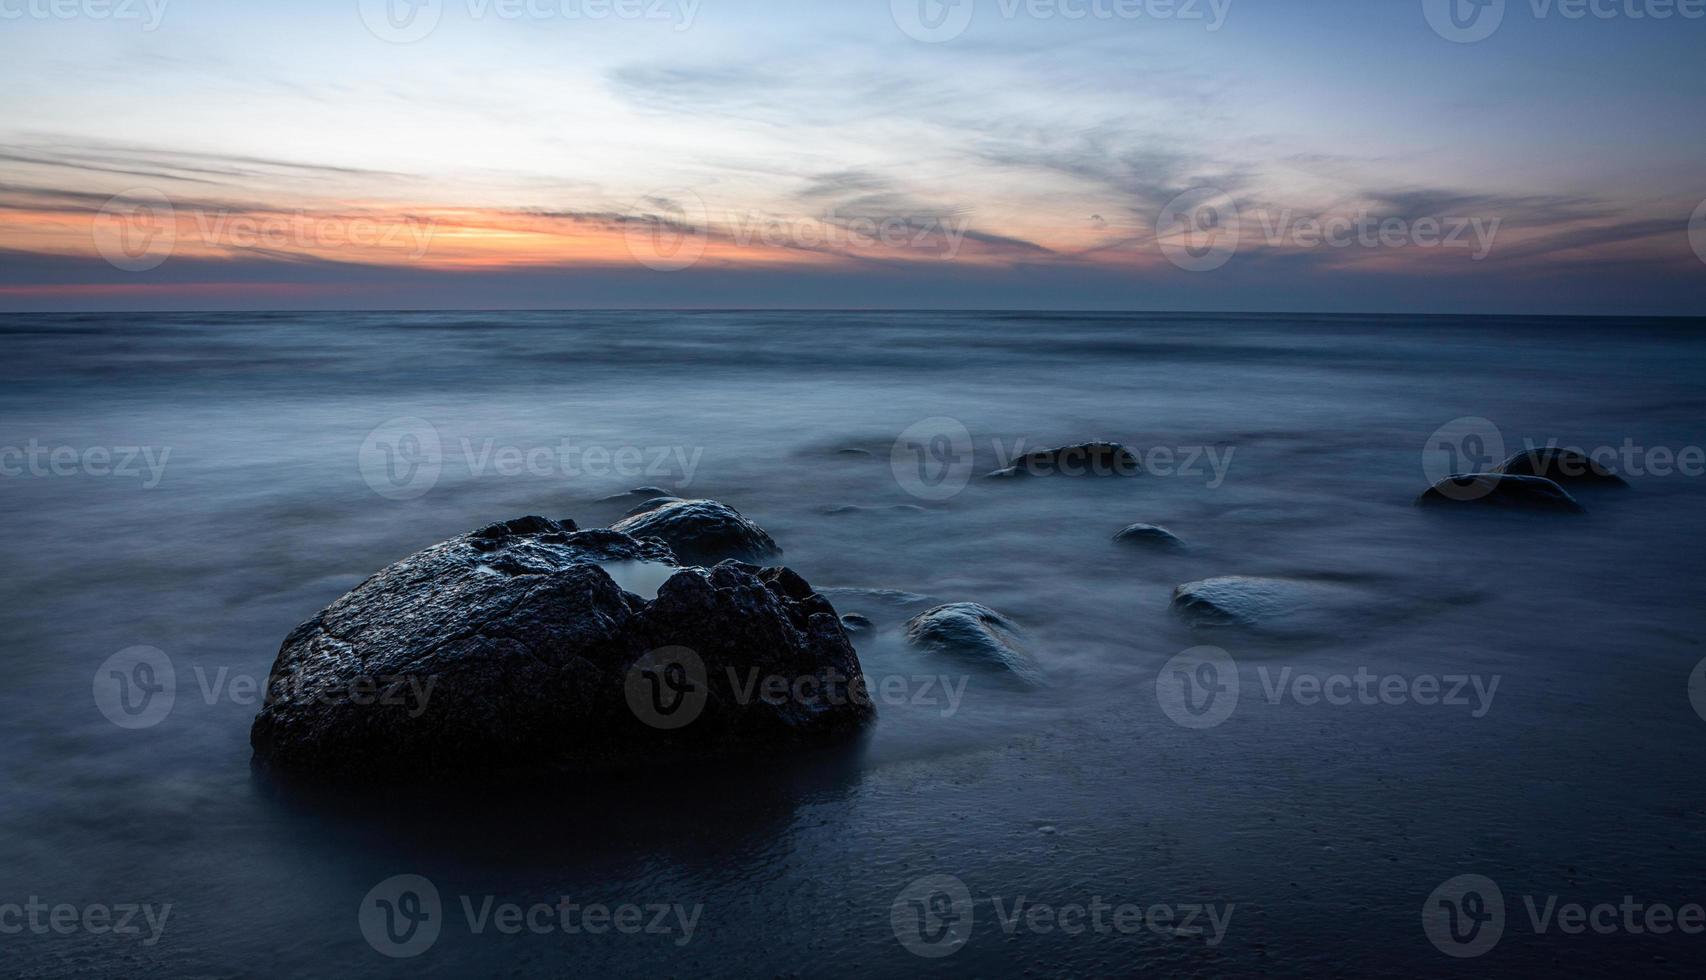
xmin=0 ymin=0 xmax=1703 ymax=313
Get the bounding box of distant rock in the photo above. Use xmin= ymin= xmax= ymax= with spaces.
xmin=250 ymin=517 xmax=872 ymax=783
xmin=1113 ymin=523 xmax=1187 ymax=551
xmin=904 ymin=602 xmax=1041 ymax=685
xmin=840 ymin=614 xmax=873 ymax=634
xmin=1495 ymin=448 xmax=1629 ymax=488
xmin=599 ymin=487 xmax=678 ymax=506
xmin=1416 ymin=474 xmax=1586 ymax=513
xmin=836 ymin=448 xmax=874 ymax=458
xmin=986 ymin=442 xmax=1141 ymax=479
xmin=822 ymin=503 xmax=928 ymax=516
xmin=612 ymin=499 xmax=782 ymax=565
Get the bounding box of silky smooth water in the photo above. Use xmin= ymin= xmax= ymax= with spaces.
xmin=2 ymin=311 xmax=1704 ymax=977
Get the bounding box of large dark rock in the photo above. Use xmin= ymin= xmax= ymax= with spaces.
xmin=1495 ymin=448 xmax=1629 ymax=488
xmin=903 ymin=602 xmax=1041 ymax=685
xmin=249 ymin=516 xmax=871 ymax=783
xmin=986 ymin=442 xmax=1141 ymax=479
xmin=611 ymin=498 xmax=782 ymax=565
xmin=1416 ymin=474 xmax=1586 ymax=513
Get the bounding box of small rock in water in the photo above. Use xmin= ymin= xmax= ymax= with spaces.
xmin=836 ymin=448 xmax=874 ymax=458
xmin=612 ymin=498 xmax=782 ymax=565
xmin=823 ymin=503 xmax=929 ymax=516
xmin=599 ymin=487 xmax=677 ymax=506
xmin=840 ymin=613 xmax=873 ymax=633
xmin=1495 ymin=448 xmax=1629 ymax=488
xmin=1172 ymin=576 xmax=1320 ymax=628
xmin=1113 ymin=523 xmax=1187 ymax=551
xmin=249 ymin=516 xmax=870 ymax=783
xmin=1416 ymin=474 xmax=1585 ymax=513
xmin=985 ymin=442 xmax=1141 ymax=479
xmin=904 ymin=602 xmax=1042 ymax=685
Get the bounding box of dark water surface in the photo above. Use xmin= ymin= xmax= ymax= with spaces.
xmin=2 ymin=311 xmax=1705 ymax=977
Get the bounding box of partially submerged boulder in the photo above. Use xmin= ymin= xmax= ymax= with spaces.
xmin=903 ymin=602 xmax=1041 ymax=685
xmin=1170 ymin=574 xmax=1469 ymax=638
xmin=250 ymin=516 xmax=870 ymax=783
xmin=1416 ymin=474 xmax=1586 ymax=513
xmin=611 ymin=498 xmax=782 ymax=565
xmin=1113 ymin=523 xmax=1187 ymax=551
xmin=986 ymin=442 xmax=1141 ymax=479
xmin=1171 ymin=576 xmax=1326 ymax=628
xmin=1495 ymin=448 xmax=1629 ymax=489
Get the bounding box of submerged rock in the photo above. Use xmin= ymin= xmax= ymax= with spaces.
xmin=1172 ymin=576 xmax=1322 ymax=628
xmin=249 ymin=517 xmax=871 ymax=783
xmin=1416 ymin=474 xmax=1586 ymax=513
xmin=840 ymin=614 xmax=873 ymax=634
xmin=1113 ymin=523 xmax=1187 ymax=551
xmin=822 ymin=503 xmax=928 ymax=516
xmin=611 ymin=498 xmax=782 ymax=565
xmin=601 ymin=487 xmax=678 ymax=506
xmin=622 ymin=495 xmax=683 ymax=517
xmin=1495 ymin=448 xmax=1629 ymax=488
xmin=904 ymin=602 xmax=1041 ymax=685
xmin=986 ymin=442 xmax=1141 ymax=479
xmin=1172 ymin=573 xmax=1479 ymax=638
